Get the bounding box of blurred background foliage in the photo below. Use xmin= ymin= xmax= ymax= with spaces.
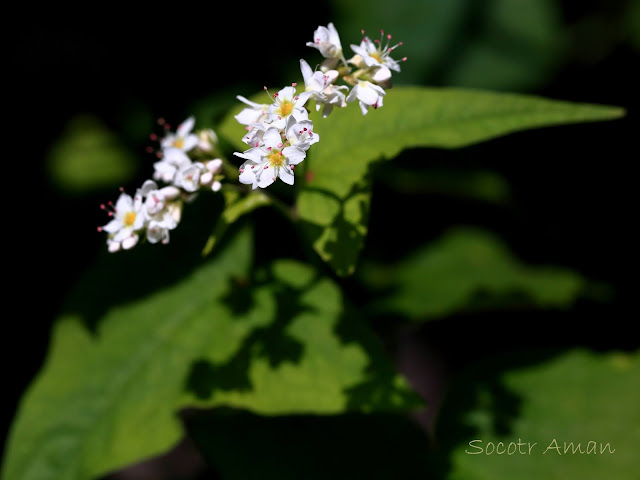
xmin=4 ymin=0 xmax=638 ymax=479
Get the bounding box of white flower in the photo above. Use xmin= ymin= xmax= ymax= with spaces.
xmin=175 ymin=162 xmax=206 ymax=193
xmin=268 ymin=85 xmax=312 ymax=130
xmin=161 ymin=116 xmax=199 ymax=152
xmin=285 ymin=116 xmax=318 ymax=150
xmin=241 ymin=122 xmax=269 ymax=147
xmin=101 ymin=191 xmax=147 ymax=250
xmin=234 ymin=128 xmax=306 ymax=189
xmin=350 ymin=33 xmax=403 ymax=71
xmin=197 ymin=128 xmax=218 ymax=152
xmin=234 ymin=96 xmax=270 ymax=125
xmin=146 ymin=202 xmax=181 ymax=245
xmin=300 ymin=59 xmax=332 ymax=99
xmin=138 ymin=180 xmax=180 ymax=216
xmin=153 ymin=147 xmax=192 ymax=184
xmin=346 ymin=80 xmax=386 ymax=115
xmin=307 ymin=22 xmax=343 ymax=59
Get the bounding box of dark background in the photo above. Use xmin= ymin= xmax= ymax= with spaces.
xmin=4 ymin=1 xmax=638 ymax=477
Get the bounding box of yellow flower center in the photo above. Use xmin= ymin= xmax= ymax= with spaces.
xmin=173 ymin=138 xmax=184 ymax=149
xmin=371 ymin=52 xmax=382 ymax=63
xmin=267 ymin=150 xmax=285 ymax=168
xmin=276 ymin=100 xmax=294 ymax=118
xmin=124 ymin=211 xmax=137 ymax=227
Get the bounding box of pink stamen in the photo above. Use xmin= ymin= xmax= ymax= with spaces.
xmin=97 ymin=226 xmax=102 ymax=232
xmin=149 ymin=133 xmax=157 ymax=141
xmin=145 ymin=146 xmax=153 ymax=153
xmin=292 ymin=82 xmax=297 ymax=87
xmin=157 ymin=117 xmax=165 ymax=125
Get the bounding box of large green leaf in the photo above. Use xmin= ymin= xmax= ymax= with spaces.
xmin=435 ymin=349 xmax=640 ymax=479
xmin=3 ymin=237 xmax=419 ymax=480
xmin=182 ymin=259 xmax=422 ymax=413
xmin=359 ymin=227 xmax=586 ymax=321
xmin=297 ymin=86 xmax=623 ymax=276
xmin=2 ymin=228 xmax=254 ymax=480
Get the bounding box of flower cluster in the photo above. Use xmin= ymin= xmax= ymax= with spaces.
xmin=99 ymin=22 xmax=404 ymax=250
xmin=233 ymin=22 xmax=404 ymax=189
xmin=98 ymin=117 xmax=224 ymax=251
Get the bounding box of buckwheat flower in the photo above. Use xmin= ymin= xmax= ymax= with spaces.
xmin=241 ymin=122 xmax=269 ymax=147
xmin=176 ymin=162 xmax=206 ymax=192
xmin=153 ymin=147 xmax=192 ymax=184
xmin=347 ymin=80 xmax=386 ymax=115
xmin=234 ymin=96 xmax=270 ymax=125
xmin=285 ymin=117 xmax=319 ymax=150
xmin=234 ymin=128 xmax=306 ymax=189
xmin=196 ymin=128 xmax=218 ymax=152
xmin=146 ymin=202 xmax=182 ymax=244
xmin=161 ymin=115 xmax=199 ymax=152
xmin=307 ymin=22 xmax=343 ymax=60
xmin=300 ymin=59 xmax=333 ymax=100
xmin=268 ymin=85 xmax=312 ymax=129
xmin=350 ymin=31 xmax=404 ymax=78
xmin=101 ymin=190 xmax=147 ymax=250
xmin=138 ymin=180 xmax=181 ymax=216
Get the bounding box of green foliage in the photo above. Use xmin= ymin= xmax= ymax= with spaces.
xmin=360 ymin=227 xmax=585 ymax=321
xmin=295 ymin=86 xmax=623 ymax=276
xmin=2 ymin=230 xmax=419 ymax=480
xmin=46 ymin=114 xmax=138 ymax=194
xmin=436 ymin=349 xmax=640 ymax=480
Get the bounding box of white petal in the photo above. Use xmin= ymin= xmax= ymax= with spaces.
xmin=279 ymin=166 xmax=294 ymax=185
xmin=122 ymin=235 xmax=139 ymax=250
xmin=182 ymin=134 xmax=199 ymax=152
xmin=206 ymin=159 xmax=223 ymax=172
xmin=356 ymin=84 xmax=379 ymax=106
xmin=283 ymin=146 xmax=306 ymax=165
xmin=263 ymin=129 xmax=282 ymax=148
xmin=372 ymin=66 xmax=392 ymax=83
xmin=257 ymin=172 xmax=276 ymax=189
xmin=102 ymin=219 xmax=122 ymax=234
xmin=114 ymin=193 xmax=133 ymax=214
xmin=295 ymin=90 xmax=313 ymax=107
xmin=300 ymin=58 xmax=313 ymax=83
xmin=177 ymin=116 xmax=195 ymax=136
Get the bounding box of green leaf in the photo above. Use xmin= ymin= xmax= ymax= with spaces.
xmin=360 ymin=227 xmax=585 ymax=321
xmin=3 ymin=246 xmax=419 ymax=480
xmin=182 ymin=259 xmax=422 ymax=414
xmin=46 ymin=114 xmax=139 ymax=194
xmin=297 ymin=86 xmax=623 ymax=276
xmin=2 ymin=228 xmax=254 ymax=480
xmin=436 ymin=349 xmax=640 ymax=479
